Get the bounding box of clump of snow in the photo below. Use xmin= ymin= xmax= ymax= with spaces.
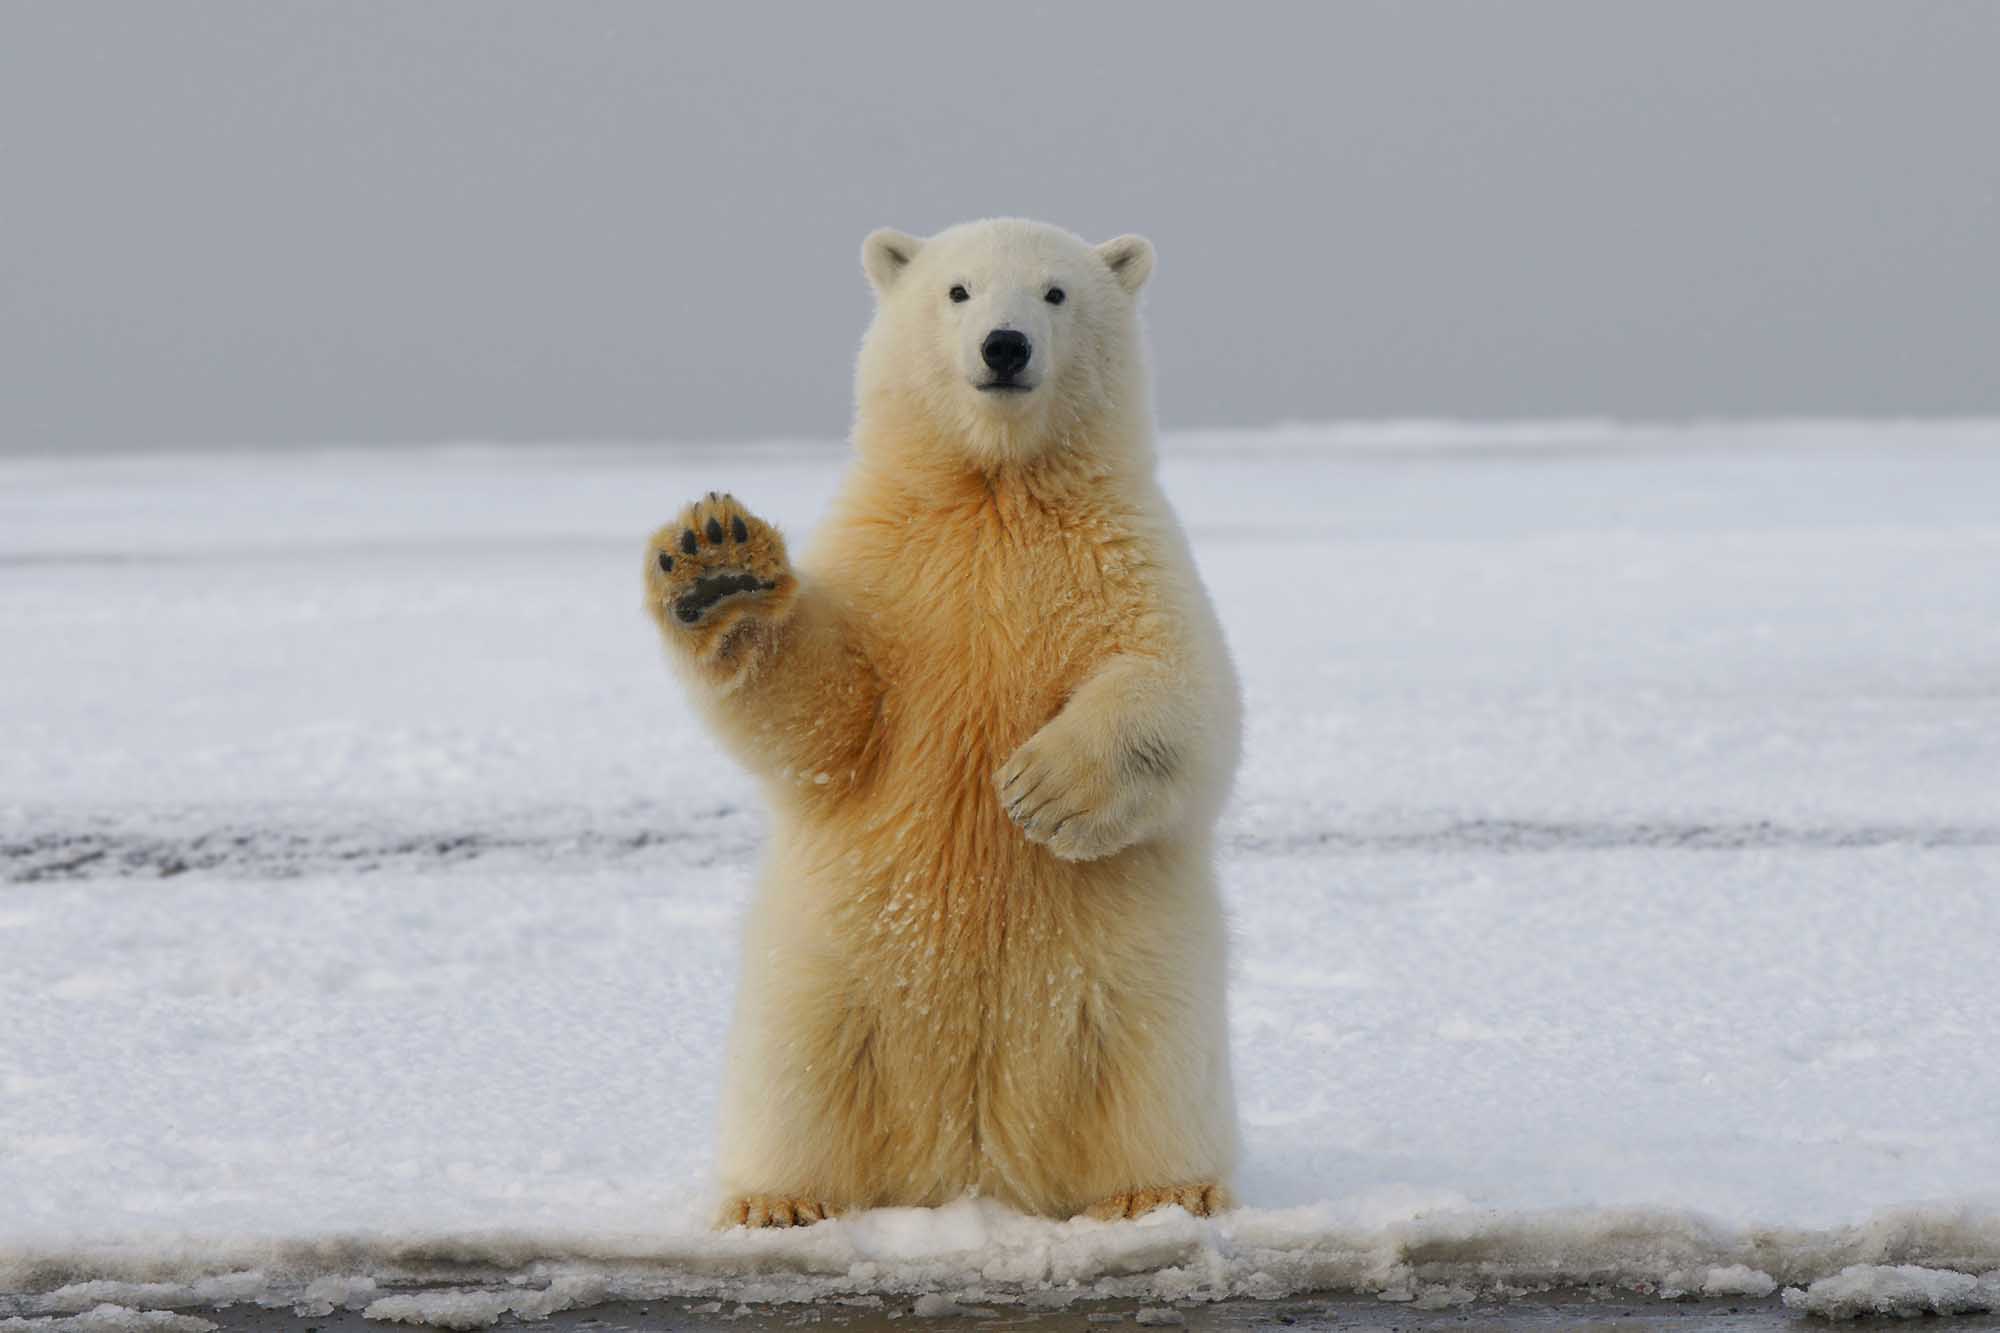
xmin=294 ymin=1275 xmax=380 ymax=1316
xmin=362 ymin=1293 xmax=518 ymax=1331
xmin=1132 ymin=1309 xmax=1182 ymax=1326
xmin=35 ymin=1276 xmax=264 ymax=1316
xmin=1782 ymin=1264 xmax=2000 ymax=1320
xmin=362 ymin=1277 xmax=603 ymax=1329
xmin=1658 ymin=1263 xmax=1777 ymax=1300
xmin=0 ymin=1307 xmax=216 ymax=1333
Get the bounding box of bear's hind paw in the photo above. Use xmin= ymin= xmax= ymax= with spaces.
xmin=1080 ymin=1183 xmax=1225 ymax=1221
xmin=718 ymin=1194 xmax=839 ymax=1229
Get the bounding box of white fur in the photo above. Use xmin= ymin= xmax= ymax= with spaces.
xmin=681 ymin=219 xmax=1242 ymax=1222
xmin=857 ymin=221 xmax=1157 ymax=469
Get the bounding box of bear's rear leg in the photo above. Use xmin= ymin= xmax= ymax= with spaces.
xmin=1080 ymin=1182 xmax=1227 ymax=1221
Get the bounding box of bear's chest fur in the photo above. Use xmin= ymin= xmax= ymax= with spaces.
xmin=847 ymin=473 xmax=1154 ymax=781
xmin=795 ymin=465 xmax=1166 ymax=941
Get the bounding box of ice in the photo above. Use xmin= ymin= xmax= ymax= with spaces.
xmin=360 ymin=1277 xmax=604 ymax=1329
xmin=34 ymin=1279 xmax=265 ymax=1317
xmin=1782 ymin=1264 xmax=2000 ymax=1320
xmin=0 ymin=1309 xmax=216 ymax=1333
xmin=3 ymin=422 xmax=1999 ymax=1315
xmin=292 ymin=1276 xmax=379 ymax=1317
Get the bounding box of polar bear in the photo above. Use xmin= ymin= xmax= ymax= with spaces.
xmin=643 ymin=218 xmax=1241 ymax=1227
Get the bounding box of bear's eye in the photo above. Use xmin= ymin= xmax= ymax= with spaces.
xmin=1045 ymin=287 xmax=1066 ymax=306
xmin=948 ymin=285 xmax=969 ymax=304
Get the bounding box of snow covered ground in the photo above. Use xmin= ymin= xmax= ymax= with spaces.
xmin=3 ymin=422 xmax=1998 ymax=1321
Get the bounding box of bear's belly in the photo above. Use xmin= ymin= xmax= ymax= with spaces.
xmin=826 ymin=772 xmax=1117 ymax=1035
xmin=783 ymin=777 xmax=1205 ymax=1210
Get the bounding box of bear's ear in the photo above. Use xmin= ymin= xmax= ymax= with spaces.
xmin=1094 ymin=234 xmax=1155 ymax=295
xmin=862 ymin=228 xmax=924 ymax=294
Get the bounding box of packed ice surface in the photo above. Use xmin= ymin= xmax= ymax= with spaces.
xmin=3 ymin=422 xmax=1999 ymax=1321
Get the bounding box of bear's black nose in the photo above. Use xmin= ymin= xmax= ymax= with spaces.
xmin=981 ymin=328 xmax=1032 ymax=378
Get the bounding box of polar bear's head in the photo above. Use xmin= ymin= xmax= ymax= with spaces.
xmin=855 ymin=218 xmax=1155 ymax=467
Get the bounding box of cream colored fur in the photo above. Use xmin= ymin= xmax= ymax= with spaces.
xmin=643 ymin=219 xmax=1241 ymax=1227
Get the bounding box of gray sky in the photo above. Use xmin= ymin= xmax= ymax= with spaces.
xmin=4 ymin=1 xmax=1999 ymax=454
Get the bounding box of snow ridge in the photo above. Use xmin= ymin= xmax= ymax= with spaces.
xmin=6 ymin=1199 xmax=2000 ymax=1323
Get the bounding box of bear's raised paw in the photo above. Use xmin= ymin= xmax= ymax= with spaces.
xmin=646 ymin=494 xmax=797 ymax=656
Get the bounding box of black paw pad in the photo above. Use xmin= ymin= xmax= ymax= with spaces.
xmin=673 ymin=571 xmax=777 ymax=624
xmin=680 ymin=529 xmax=698 ymax=556
xmin=658 ymin=552 xmax=674 ymax=573
xmin=705 ymin=517 xmax=725 ymax=545
xmin=731 ymin=515 xmax=749 ymax=543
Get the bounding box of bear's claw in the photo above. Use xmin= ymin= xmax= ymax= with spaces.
xmin=719 ymin=1194 xmax=839 ymax=1229
xmin=1081 ymin=1183 xmax=1224 ymax=1221
xmin=995 ymin=726 xmax=1139 ymax=862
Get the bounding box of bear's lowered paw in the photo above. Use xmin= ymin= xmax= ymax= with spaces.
xmin=718 ymin=1194 xmax=839 ymax=1229
xmin=645 ymin=493 xmax=797 ymax=657
xmin=997 ymin=722 xmax=1164 ymax=862
xmin=1081 ymin=1182 xmax=1225 ymax=1221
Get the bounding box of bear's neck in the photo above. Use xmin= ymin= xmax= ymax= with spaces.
xmin=851 ymin=392 xmax=1154 ymax=506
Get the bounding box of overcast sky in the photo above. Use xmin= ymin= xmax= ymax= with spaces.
xmin=4 ymin=1 xmax=1999 ymax=454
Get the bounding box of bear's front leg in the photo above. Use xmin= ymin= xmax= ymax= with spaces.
xmin=646 ymin=494 xmax=885 ymax=795
xmin=994 ymin=655 xmax=1203 ymax=862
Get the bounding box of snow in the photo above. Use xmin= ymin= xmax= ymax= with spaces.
xmin=361 ymin=1277 xmax=604 ymax=1329
xmin=292 ymin=1276 xmax=380 ymax=1317
xmin=3 ymin=422 xmax=1999 ymax=1321
xmin=1690 ymin=1265 xmax=1778 ymax=1299
xmin=0 ymin=1309 xmax=216 ymax=1333
xmin=1783 ymin=1264 xmax=2000 ymax=1319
